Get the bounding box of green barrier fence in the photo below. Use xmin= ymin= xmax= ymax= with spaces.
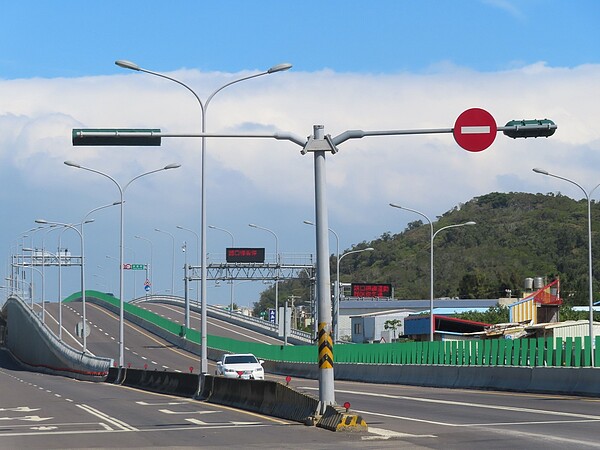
xmin=65 ymin=291 xmax=600 ymax=368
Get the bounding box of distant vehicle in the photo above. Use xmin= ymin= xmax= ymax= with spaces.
xmin=215 ymin=353 xmax=265 ymax=380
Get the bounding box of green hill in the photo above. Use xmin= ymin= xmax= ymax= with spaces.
xmin=254 ymin=192 xmax=600 ymax=315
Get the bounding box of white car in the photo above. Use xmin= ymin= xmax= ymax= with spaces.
xmin=215 ymin=353 xmax=265 ymax=380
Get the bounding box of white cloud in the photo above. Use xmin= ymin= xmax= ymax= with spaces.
xmin=2 ymin=63 xmax=599 ymax=301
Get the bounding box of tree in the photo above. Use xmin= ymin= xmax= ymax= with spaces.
xmin=384 ymin=319 xmax=403 ymax=340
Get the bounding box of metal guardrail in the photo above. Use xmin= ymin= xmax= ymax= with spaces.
xmin=131 ymin=295 xmax=313 ymax=343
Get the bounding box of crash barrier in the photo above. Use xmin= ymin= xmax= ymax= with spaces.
xmin=195 ymin=374 xmax=365 ymax=431
xmin=119 ymin=367 xmax=200 ymax=397
xmin=104 ymin=367 xmax=365 ymax=431
xmin=2 ymin=295 xmax=112 ymax=381
xmin=132 ymin=296 xmax=312 ymax=344
xmin=199 ymin=375 xmax=319 ymax=423
xmin=266 ymin=360 xmax=600 ymax=397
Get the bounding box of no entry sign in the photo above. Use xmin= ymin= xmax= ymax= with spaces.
xmin=453 ymin=108 xmax=497 ymax=152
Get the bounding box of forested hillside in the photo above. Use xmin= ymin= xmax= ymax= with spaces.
xmin=254 ymin=192 xmax=600 ymax=315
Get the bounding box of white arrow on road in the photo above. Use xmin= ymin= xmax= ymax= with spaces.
xmin=0 ymin=415 xmax=53 ymax=422
xmin=0 ymin=407 xmax=40 ymax=413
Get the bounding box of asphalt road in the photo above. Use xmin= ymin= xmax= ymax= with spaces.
xmin=13 ymin=301 xmax=600 ymax=449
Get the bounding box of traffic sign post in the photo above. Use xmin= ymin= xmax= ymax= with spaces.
xmin=74 ymin=105 xmax=557 ymax=411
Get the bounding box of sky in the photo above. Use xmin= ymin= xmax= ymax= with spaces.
xmin=1 ymin=0 xmax=599 ymax=308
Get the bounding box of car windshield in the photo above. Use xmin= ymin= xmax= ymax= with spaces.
xmin=224 ymin=355 xmax=258 ymax=364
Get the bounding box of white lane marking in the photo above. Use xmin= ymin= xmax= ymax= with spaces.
xmin=40 ymin=307 xmax=92 ymax=354
xmin=30 ymin=426 xmax=58 ymax=431
xmin=363 ymin=427 xmax=435 ymax=440
xmin=141 ymin=356 xmax=147 ymax=360
xmin=77 ymin=404 xmax=138 ymax=432
xmin=159 ymin=409 xmax=220 ymax=415
xmin=151 ymin=361 xmax=158 ymax=365
xmin=136 ymin=401 xmax=187 ymax=406
xmin=461 ymin=125 xmax=490 ymax=134
xmin=185 ymin=418 xmax=208 ymax=425
xmin=99 ymin=422 xmax=113 ymax=431
xmin=300 ymin=387 xmax=600 ymax=422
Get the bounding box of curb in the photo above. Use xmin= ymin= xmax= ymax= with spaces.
xmin=316 ymin=405 xmax=368 ymax=432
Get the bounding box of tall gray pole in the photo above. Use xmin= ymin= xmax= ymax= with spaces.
xmin=312 ymin=125 xmax=335 ymax=408
xmin=115 ymin=59 xmax=291 ymax=374
xmin=533 ymin=168 xmax=598 ymax=365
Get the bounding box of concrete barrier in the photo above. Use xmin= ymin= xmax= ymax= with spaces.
xmin=200 ymin=375 xmax=320 ymax=424
xmin=120 ymin=368 xmax=200 ymax=397
xmin=3 ymin=296 xmax=112 ymax=381
xmin=264 ymin=360 xmax=600 ymax=397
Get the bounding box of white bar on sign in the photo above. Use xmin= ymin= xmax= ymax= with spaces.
xmin=461 ymin=126 xmax=490 ymax=134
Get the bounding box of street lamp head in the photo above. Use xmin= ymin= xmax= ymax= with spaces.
xmin=389 ymin=203 xmax=402 ymax=209
xmin=163 ymin=163 xmax=181 ymax=170
xmin=464 ymin=221 xmax=476 ymax=226
xmin=64 ymin=160 xmax=81 ymax=169
xmin=533 ymin=167 xmax=549 ymax=176
xmin=365 ymin=247 xmax=375 ymax=251
xmin=35 ymin=219 xmax=48 ymax=224
xmin=303 ymin=220 xmax=315 ymax=226
xmin=154 ymin=228 xmax=161 ymax=232
xmin=267 ymin=63 xmax=292 ymax=74
xmin=115 ymin=60 xmax=141 ymax=71
xmin=177 ymin=225 xmax=184 ymax=230
xmin=248 ymin=223 xmax=258 ymax=228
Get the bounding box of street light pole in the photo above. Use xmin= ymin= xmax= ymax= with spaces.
xmin=177 ymin=225 xmax=200 ymax=304
xmin=36 ymin=219 xmax=91 ymax=352
xmin=116 ymin=59 xmax=291 ymax=374
xmin=390 ymin=203 xmax=475 ymax=341
xmin=64 ymin=161 xmax=180 ymax=367
xmin=533 ymin=168 xmax=598 ymax=364
xmin=337 ymin=247 xmax=375 ymax=341
xmin=249 ymin=223 xmax=280 ymax=326
xmin=208 ymin=225 xmax=235 ymax=314
xmin=154 ymin=228 xmax=176 ymax=296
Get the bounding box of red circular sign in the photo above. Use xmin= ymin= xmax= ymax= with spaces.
xmin=453 ymin=108 xmax=497 ymax=152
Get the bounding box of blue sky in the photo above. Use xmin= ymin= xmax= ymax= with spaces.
xmin=2 ymin=1 xmax=597 ymax=77
xmin=1 ymin=1 xmax=599 ymax=307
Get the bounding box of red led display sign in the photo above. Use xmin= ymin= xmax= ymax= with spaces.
xmin=351 ymin=283 xmax=392 ymax=298
xmin=226 ymin=248 xmax=265 ymax=263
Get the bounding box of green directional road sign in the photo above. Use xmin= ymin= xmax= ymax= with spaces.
xmin=123 ymin=263 xmax=147 ymax=270
xmin=72 ymin=129 xmax=162 ymax=146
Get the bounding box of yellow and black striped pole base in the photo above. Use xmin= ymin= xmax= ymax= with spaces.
xmin=318 ymin=322 xmax=334 ymax=369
